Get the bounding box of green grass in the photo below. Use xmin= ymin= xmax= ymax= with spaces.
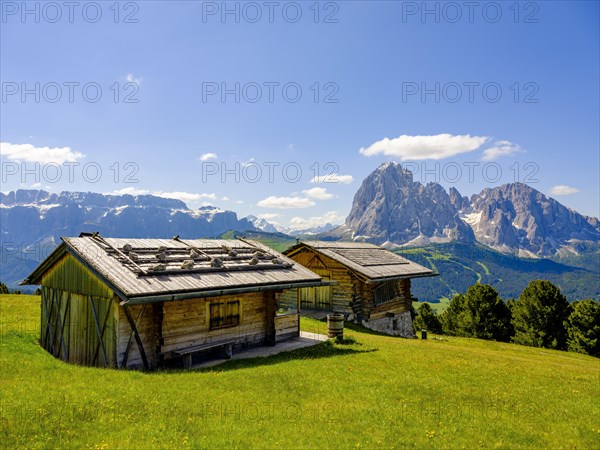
xmin=1 ymin=294 xmax=599 ymax=449
xmin=421 ymin=296 xmax=451 ymax=314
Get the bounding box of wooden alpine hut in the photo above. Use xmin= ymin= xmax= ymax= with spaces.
xmin=282 ymin=241 xmax=437 ymax=337
xmin=21 ymin=232 xmax=326 ymax=370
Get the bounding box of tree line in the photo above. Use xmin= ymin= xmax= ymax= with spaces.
xmin=0 ymin=282 xmax=40 ymax=296
xmin=413 ymin=280 xmax=600 ymax=358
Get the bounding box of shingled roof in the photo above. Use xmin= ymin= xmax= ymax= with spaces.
xmin=284 ymin=240 xmax=436 ymax=282
xmin=23 ymin=233 xmax=325 ymax=304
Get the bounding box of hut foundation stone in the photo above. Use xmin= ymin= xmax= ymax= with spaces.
xmin=362 ymin=311 xmax=415 ymax=338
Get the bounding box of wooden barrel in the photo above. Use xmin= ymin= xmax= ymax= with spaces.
xmin=327 ymin=313 xmax=344 ymax=339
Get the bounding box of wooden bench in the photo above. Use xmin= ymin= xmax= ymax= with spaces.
xmin=173 ymin=339 xmax=236 ymax=369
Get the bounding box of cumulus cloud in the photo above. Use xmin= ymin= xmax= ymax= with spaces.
xmin=105 ymin=187 xmax=150 ymax=196
xmin=310 ymin=174 xmax=354 ymax=184
xmin=104 ymin=188 xmax=217 ymax=202
xmin=481 ymin=140 xmax=524 ymax=161
xmin=257 ymin=196 xmax=315 ymax=209
xmin=359 ymin=134 xmax=489 ymax=160
xmin=549 ymin=185 xmax=580 ymax=196
xmin=155 ymin=191 xmax=217 ymax=202
xmin=290 ymin=211 xmax=343 ymax=228
xmin=199 ymin=152 xmax=218 ymax=161
xmin=126 ymin=73 xmax=142 ymax=85
xmin=1 ymin=142 xmax=85 ymax=164
xmin=302 ymin=187 xmax=333 ymax=200
xmin=258 ymin=213 xmax=282 ymax=220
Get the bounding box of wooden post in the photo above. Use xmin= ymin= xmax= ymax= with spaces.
xmin=42 ymin=288 xmax=56 ymax=355
xmin=265 ymin=291 xmax=277 ymax=346
xmin=153 ymin=303 xmax=164 ymax=370
xmin=122 ymin=305 xmax=150 ymax=370
xmin=58 ymin=296 xmax=70 ymax=361
xmin=91 ymin=297 xmax=114 ymax=367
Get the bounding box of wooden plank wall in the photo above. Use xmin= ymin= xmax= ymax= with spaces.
xmin=277 ymin=289 xmax=298 ymax=312
xmin=158 ymin=292 xmax=268 ymax=358
xmin=359 ymin=278 xmax=413 ymax=320
xmin=41 ymin=253 xmax=114 ymax=298
xmin=274 ymin=314 xmax=299 ymax=342
xmin=288 ymin=249 xmax=354 ymax=313
xmin=117 ymin=303 xmax=156 ymax=370
xmin=41 ymin=286 xmax=118 ymax=368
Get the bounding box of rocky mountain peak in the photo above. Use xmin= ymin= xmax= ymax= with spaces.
xmin=331 ymin=163 xmax=599 ymax=258
xmin=343 ymin=162 xmax=474 ymax=244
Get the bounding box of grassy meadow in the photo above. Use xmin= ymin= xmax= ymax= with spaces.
xmin=1 ymin=294 xmax=599 ymax=449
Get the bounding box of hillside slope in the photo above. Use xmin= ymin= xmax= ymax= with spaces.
xmin=1 ymin=295 xmax=598 ymax=449
xmin=398 ymin=243 xmax=599 ymax=303
xmin=221 ymin=235 xmax=600 ymax=303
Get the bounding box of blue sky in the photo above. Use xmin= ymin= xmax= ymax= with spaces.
xmin=1 ymin=1 xmax=598 ymax=227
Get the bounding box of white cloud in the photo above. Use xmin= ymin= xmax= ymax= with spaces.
xmin=359 ymin=134 xmax=489 ymax=160
xmin=1 ymin=142 xmax=85 ymax=164
xmin=310 ymin=174 xmax=354 ymax=184
xmin=105 ymin=187 xmax=150 ymax=196
xmin=257 ymin=213 xmax=282 ymax=220
xmin=154 ymin=191 xmax=217 ymax=202
xmin=242 ymin=157 xmax=256 ymax=167
xmin=236 ymin=200 xmax=244 ymax=204
xmin=126 ymin=73 xmax=142 ymax=85
xmin=302 ymin=187 xmax=333 ymax=200
xmin=481 ymin=140 xmax=524 ymax=161
xmin=290 ymin=211 xmax=343 ymax=228
xmin=549 ymin=185 xmax=580 ymax=196
xmin=30 ymin=182 xmax=51 ymax=190
xmin=199 ymin=152 xmax=218 ymax=161
xmin=104 ymin=188 xmax=217 ymax=202
xmin=257 ymin=196 xmax=315 ymax=209
xmin=288 ymin=144 xmax=295 ymax=151
xmin=221 ymin=196 xmax=230 ymax=201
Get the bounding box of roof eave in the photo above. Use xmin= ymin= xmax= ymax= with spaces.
xmin=121 ymin=279 xmax=334 ymax=305
xmin=20 ymin=241 xmax=68 ymax=285
xmin=365 ymin=272 xmax=439 ymax=284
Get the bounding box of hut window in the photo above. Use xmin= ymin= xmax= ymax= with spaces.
xmin=373 ymin=281 xmax=398 ymax=306
xmin=209 ymin=300 xmax=240 ymax=330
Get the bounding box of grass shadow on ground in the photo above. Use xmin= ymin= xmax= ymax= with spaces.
xmin=191 ymin=340 xmax=377 ymax=373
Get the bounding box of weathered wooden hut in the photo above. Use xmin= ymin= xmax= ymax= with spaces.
xmin=282 ymin=241 xmax=436 ymax=337
xmin=22 ymin=233 xmax=325 ymax=370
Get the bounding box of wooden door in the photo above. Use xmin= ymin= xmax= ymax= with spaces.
xmin=299 ymin=270 xmax=332 ymax=311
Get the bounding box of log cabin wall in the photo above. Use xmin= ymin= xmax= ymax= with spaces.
xmin=274 ymin=290 xmax=303 ymax=340
xmin=117 ymin=303 xmax=157 ymax=370
xmin=274 ymin=313 xmax=299 ymax=342
xmin=276 ymin=289 xmax=298 ymax=313
xmin=361 ymin=278 xmax=413 ymax=320
xmin=156 ymin=292 xmax=270 ymax=360
xmin=39 ymin=253 xmax=119 ymax=368
xmin=287 ymin=249 xmax=354 ymax=313
xmin=360 ymin=278 xmax=415 ymax=338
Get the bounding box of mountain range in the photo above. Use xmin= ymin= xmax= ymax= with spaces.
xmin=1 ymin=162 xmax=598 ymax=294
xmin=323 ymin=162 xmax=600 ymax=260
xmin=246 ymin=215 xmax=337 ymax=237
xmin=0 ymin=190 xmax=256 ymax=288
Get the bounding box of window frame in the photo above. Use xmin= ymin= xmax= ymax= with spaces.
xmin=209 ymin=299 xmax=241 ymax=330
